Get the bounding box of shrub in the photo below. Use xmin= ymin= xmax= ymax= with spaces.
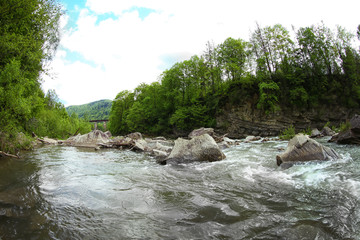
xmin=279 ymin=125 xmax=296 ymax=140
xmin=339 ymin=121 xmax=351 ymax=132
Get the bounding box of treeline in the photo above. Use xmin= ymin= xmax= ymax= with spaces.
xmin=110 ymin=23 xmax=360 ymax=136
xmin=0 ymin=0 xmax=91 ymax=153
xmin=66 ymin=100 xmax=112 ymax=120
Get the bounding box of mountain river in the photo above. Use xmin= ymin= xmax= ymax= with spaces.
xmin=0 ymin=138 xmax=359 ymax=239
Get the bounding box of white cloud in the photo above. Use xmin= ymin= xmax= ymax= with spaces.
xmin=43 ymin=0 xmax=360 ymax=106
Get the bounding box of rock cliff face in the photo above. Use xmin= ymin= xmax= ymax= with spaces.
xmin=216 ymin=102 xmax=358 ymax=138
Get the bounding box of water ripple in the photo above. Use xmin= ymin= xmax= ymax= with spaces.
xmin=0 ymin=141 xmax=359 ymax=239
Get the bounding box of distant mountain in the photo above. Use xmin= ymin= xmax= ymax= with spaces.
xmin=66 ymin=99 xmax=112 ymax=120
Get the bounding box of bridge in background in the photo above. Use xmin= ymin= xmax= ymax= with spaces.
xmin=89 ymin=119 xmax=109 ymax=130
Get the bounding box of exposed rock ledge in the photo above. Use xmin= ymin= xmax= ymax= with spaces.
xmin=216 ymin=103 xmax=357 ymax=138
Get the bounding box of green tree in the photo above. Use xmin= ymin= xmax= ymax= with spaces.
xmin=109 ymin=90 xmax=134 ymax=135
xmin=108 ymin=22 xmax=360 ymax=137
xmin=250 ymin=24 xmax=293 ymax=76
xmin=217 ymin=37 xmax=249 ymax=81
xmin=0 ymin=0 xmax=64 ymax=152
xmin=203 ymin=41 xmax=222 ymax=93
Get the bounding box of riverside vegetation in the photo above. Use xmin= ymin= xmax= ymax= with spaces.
xmin=109 ymin=23 xmax=360 ymax=137
xmin=66 ymin=99 xmax=112 ymax=121
xmin=0 ymin=0 xmax=91 ymax=154
xmin=1 ymin=0 xmax=360 ymax=154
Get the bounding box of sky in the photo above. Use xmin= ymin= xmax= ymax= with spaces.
xmin=42 ymin=0 xmax=360 ymax=106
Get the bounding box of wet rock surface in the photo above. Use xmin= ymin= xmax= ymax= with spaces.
xmin=330 ymin=115 xmax=360 ymax=144
xmin=160 ymin=134 xmax=226 ymax=165
xmin=277 ymin=134 xmax=339 ymax=168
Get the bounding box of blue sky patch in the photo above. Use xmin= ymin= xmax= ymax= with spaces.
xmin=95 ymin=12 xmax=118 ymax=25
xmin=125 ymin=7 xmax=157 ymax=20
xmin=62 ymin=48 xmax=98 ymax=68
xmin=60 ymin=0 xmax=156 ymax=29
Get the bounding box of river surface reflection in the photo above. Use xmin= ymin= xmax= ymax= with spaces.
xmin=0 ymin=139 xmax=359 ymax=239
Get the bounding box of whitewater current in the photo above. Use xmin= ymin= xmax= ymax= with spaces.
xmin=0 ymin=138 xmax=359 ymax=239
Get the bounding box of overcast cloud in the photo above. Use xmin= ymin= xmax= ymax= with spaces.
xmin=42 ymin=0 xmax=360 ymax=106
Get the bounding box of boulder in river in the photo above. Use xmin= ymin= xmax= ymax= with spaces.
xmin=276 ymin=133 xmax=339 ymax=168
xmin=310 ymin=128 xmax=321 ymax=138
xmin=244 ymin=135 xmax=261 ymax=142
xmin=64 ymin=130 xmax=111 ymax=148
xmin=330 ymin=115 xmax=360 ymax=144
xmin=321 ymin=127 xmax=336 ymax=137
xmin=159 ymin=134 xmax=226 ymax=165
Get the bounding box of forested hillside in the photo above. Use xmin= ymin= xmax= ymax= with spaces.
xmin=0 ymin=0 xmax=91 ymax=153
xmin=109 ymin=23 xmax=360 ymax=136
xmin=66 ymin=100 xmax=112 ymax=120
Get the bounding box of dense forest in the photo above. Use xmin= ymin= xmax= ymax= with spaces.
xmin=0 ymin=0 xmax=91 ymax=153
xmin=109 ymin=23 xmax=360 ymax=136
xmin=66 ymin=100 xmax=112 ymax=120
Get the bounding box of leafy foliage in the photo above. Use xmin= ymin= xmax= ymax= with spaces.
xmin=279 ymin=125 xmax=296 ymax=140
xmin=0 ymin=0 xmax=91 ymax=153
xmin=339 ymin=121 xmax=351 ymax=132
xmin=109 ymin=22 xmax=360 ymax=136
xmin=66 ymin=100 xmax=112 ymax=120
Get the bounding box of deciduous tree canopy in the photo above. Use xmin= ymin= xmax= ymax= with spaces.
xmin=0 ymin=0 xmax=91 ymax=153
xmin=109 ymin=23 xmax=360 ymax=136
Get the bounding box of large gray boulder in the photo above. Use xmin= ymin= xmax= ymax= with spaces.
xmin=64 ymin=130 xmax=111 ymax=148
xmin=160 ymin=134 xmax=226 ymax=165
xmin=276 ymin=133 xmax=339 ymax=168
xmin=330 ymin=115 xmax=360 ymax=144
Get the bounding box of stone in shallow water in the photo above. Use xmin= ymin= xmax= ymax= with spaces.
xmin=160 ymin=134 xmax=226 ymax=165
xmin=330 ymin=114 xmax=360 ymax=144
xmin=276 ymin=133 xmax=339 ymax=167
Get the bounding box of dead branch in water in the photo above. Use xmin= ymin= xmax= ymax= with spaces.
xmin=0 ymin=151 xmax=19 ymax=158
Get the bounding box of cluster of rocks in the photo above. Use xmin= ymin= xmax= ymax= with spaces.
xmin=37 ymin=128 xmax=227 ymax=165
xmin=309 ymin=127 xmax=336 ymax=138
xmin=37 ymin=127 xmax=341 ymax=168
xmin=34 ymin=114 xmax=360 ymax=168
xmin=275 ymin=115 xmax=360 ymax=168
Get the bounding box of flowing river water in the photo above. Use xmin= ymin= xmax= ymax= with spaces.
xmin=0 ymin=138 xmax=359 ymax=239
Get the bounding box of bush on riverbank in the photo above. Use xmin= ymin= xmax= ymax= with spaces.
xmin=279 ymin=125 xmax=296 ymax=140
